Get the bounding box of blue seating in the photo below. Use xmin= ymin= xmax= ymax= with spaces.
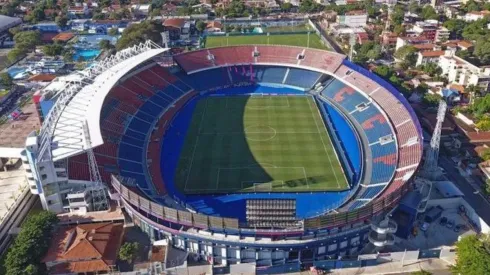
xmin=139 ymin=100 xmax=161 ymax=117
xmin=172 ymin=79 xmax=191 ymax=92
xmin=254 ymin=66 xmax=287 ymax=84
xmin=119 ymin=171 xmax=149 ymax=189
xmin=134 ymin=111 xmax=155 ymax=123
xmin=100 ymin=99 xmax=119 ymax=120
xmin=284 ymin=68 xmax=321 ymax=88
xmin=360 ymin=185 xmax=386 ymax=199
xmin=370 ymin=142 xmax=396 ymax=158
xmin=351 ymin=105 xmax=379 ymax=124
xmin=128 ymin=118 xmax=151 ymax=133
xmin=348 ymin=200 xmax=366 ymax=211
xmin=125 ymin=128 xmax=147 ymax=140
xmin=321 ymin=79 xmax=347 ymax=98
xmin=164 ymin=85 xmax=185 ymax=99
xmin=119 ymin=159 xmax=144 ymax=173
xmin=118 ymin=144 xmax=143 ymax=162
xmin=180 ymin=68 xmax=231 ymax=91
xmin=121 ymin=134 xmax=144 ymax=147
xmin=149 ymin=93 xmax=172 ymax=108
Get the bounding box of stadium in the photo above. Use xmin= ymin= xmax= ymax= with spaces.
xmin=24 ymin=42 xmax=423 ymax=272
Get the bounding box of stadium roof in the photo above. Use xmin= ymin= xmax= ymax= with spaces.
xmin=0 ymin=15 xmax=22 ymax=33
xmin=41 ymin=42 xmax=167 ymax=162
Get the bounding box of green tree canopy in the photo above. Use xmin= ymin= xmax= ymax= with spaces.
xmin=0 ymin=72 xmax=13 ymax=87
xmin=374 ymin=65 xmax=395 ymax=79
xmin=421 ymin=5 xmax=439 ymax=20
xmin=452 ymin=234 xmax=490 ymax=275
xmin=394 ymin=45 xmax=417 ymax=67
xmin=55 ymin=15 xmax=69 ymax=28
xmin=13 ymin=31 xmax=41 ymax=51
xmin=474 ymin=36 xmax=490 ymax=65
xmin=417 ymin=63 xmax=442 ymax=76
xmin=116 ymin=21 xmax=164 ymax=51
xmin=42 ymin=43 xmax=64 ymax=56
xmin=7 ymin=48 xmax=27 ymax=63
xmin=99 ymin=39 xmax=114 ymax=50
xmin=443 ymin=19 xmax=467 ymax=38
xmin=5 ymin=211 xmax=59 ymax=275
xmin=195 ymin=20 xmax=206 ymax=33
xmin=470 ymin=93 xmax=490 ymax=116
xmin=422 ymin=93 xmax=442 ymax=107
xmin=281 ymin=2 xmax=293 ymax=12
xmin=119 ymin=242 xmax=139 ymax=264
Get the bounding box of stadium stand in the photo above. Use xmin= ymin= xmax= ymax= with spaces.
xmin=284 ymin=68 xmax=321 ymax=89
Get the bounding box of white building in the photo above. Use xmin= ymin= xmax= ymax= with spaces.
xmin=438 ymin=51 xmax=490 ymax=92
xmin=416 ymin=50 xmax=445 ymax=67
xmin=460 ymin=10 xmax=490 ymax=22
xmin=337 ymin=10 xmax=367 ymax=28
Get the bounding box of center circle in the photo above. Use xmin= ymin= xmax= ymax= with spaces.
xmin=244 ymin=125 xmax=277 ymax=141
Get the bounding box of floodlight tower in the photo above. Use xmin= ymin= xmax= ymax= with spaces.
xmin=83 ymin=122 xmax=108 ymax=211
xmin=422 ymin=100 xmax=447 ymax=179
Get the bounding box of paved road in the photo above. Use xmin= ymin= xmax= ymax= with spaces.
xmin=439 ymin=156 xmax=490 ymax=226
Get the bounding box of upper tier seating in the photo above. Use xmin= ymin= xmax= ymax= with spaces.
xmin=284 ymin=68 xmax=321 ymax=89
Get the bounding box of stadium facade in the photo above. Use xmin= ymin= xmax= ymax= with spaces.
xmin=23 ymin=42 xmax=422 ymax=272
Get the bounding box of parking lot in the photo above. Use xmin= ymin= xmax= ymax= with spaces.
xmin=396 ymin=207 xmax=476 ymax=250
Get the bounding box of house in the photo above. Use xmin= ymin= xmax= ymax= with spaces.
xmin=206 ymin=21 xmax=223 ymax=33
xmin=42 ymin=222 xmax=124 ymax=275
xmin=416 ymin=50 xmax=445 ymax=66
xmin=381 ymin=31 xmax=398 ymax=47
xmin=461 ymin=10 xmax=490 ymax=22
xmin=52 ymin=32 xmax=75 ymax=43
xmin=336 ymin=10 xmax=367 ymax=27
xmin=163 ymin=18 xmax=190 ymax=40
xmin=395 ymin=36 xmax=432 ymax=50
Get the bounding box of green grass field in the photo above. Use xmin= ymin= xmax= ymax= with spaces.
xmin=175 ymin=95 xmax=348 ymax=194
xmin=205 ymin=33 xmax=328 ymax=50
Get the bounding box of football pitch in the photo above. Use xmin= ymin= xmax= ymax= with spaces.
xmin=175 ymin=95 xmax=348 ymax=194
xmin=205 ymin=33 xmax=329 ymax=50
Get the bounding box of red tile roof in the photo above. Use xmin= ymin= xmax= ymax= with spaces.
xmin=52 ymin=32 xmax=75 ymax=42
xmin=42 ymin=222 xmax=124 ymax=274
xmin=164 ymin=18 xmax=185 ymax=28
xmin=28 ymin=74 xmax=57 ymax=82
xmin=421 ymin=50 xmax=445 ymax=57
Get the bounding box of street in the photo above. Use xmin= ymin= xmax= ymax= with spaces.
xmin=439 ymin=156 xmax=490 ymax=226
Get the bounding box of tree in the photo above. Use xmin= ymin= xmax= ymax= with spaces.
xmin=451 ymin=234 xmax=490 ymax=275
xmin=470 ymin=94 xmax=490 ymax=116
xmin=92 ymin=12 xmax=105 ymax=20
xmin=7 ymin=48 xmax=26 ymax=63
xmin=366 ymin=44 xmax=382 ymax=61
xmin=195 ymin=20 xmax=206 ymax=33
xmin=476 ymin=118 xmax=490 ymax=131
xmin=150 ymin=8 xmax=161 ymax=18
xmin=374 ymin=65 xmax=395 ymax=79
xmin=474 ymin=36 xmax=490 ymax=65
xmin=42 ymin=43 xmax=64 ymax=56
xmin=443 ymin=19 xmax=467 ymax=38
xmin=394 ymin=45 xmax=417 ymax=67
xmin=63 ymin=50 xmax=74 ymax=62
xmin=55 ymin=15 xmax=69 ymax=28
xmin=418 ymin=63 xmax=442 ymax=76
xmin=0 ymin=72 xmax=13 ymax=87
xmin=299 ymin=0 xmax=322 ymax=13
xmin=281 ymin=2 xmax=292 ymax=12
xmin=5 ymin=211 xmax=59 ymax=275
xmin=8 ymin=26 xmax=21 ymax=36
xmin=393 ymin=24 xmax=406 ymax=36
xmin=99 ymin=39 xmax=113 ymax=50
xmin=13 ymin=31 xmax=41 ymax=51
xmin=108 ymin=27 xmax=118 ymax=36
xmin=116 ymin=21 xmax=164 ymax=50
xmin=421 ymin=5 xmax=439 ymax=20
xmin=391 ymin=5 xmax=405 ymax=26
xmin=119 ymin=242 xmax=139 ymax=264
xmin=422 ymin=93 xmax=442 ymax=107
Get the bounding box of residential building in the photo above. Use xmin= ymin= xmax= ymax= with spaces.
xmin=416 ymin=50 xmax=445 ymax=66
xmin=206 ymin=21 xmax=223 ymax=33
xmin=395 ymin=36 xmax=432 ymax=51
xmin=337 ymin=10 xmax=368 ymax=27
xmin=438 ymin=52 xmax=490 ymax=92
xmin=461 ymin=10 xmax=490 ymax=22
xmin=163 ymin=18 xmax=190 ymax=40
xmin=435 ymin=27 xmax=450 ymax=42
xmin=42 ymin=222 xmax=124 ymax=275
xmin=381 ymin=31 xmax=398 ymax=47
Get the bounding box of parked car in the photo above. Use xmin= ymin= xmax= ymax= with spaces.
xmin=439 ymin=217 xmax=448 ymax=226
xmin=446 ymin=220 xmax=455 ymax=229
xmin=420 ymin=222 xmax=430 ymax=232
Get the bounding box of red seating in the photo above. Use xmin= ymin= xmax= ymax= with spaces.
xmin=149 ymin=65 xmax=179 ymax=83
xmin=121 ymin=80 xmax=154 ymax=98
xmin=256 ymin=45 xmax=302 ymax=65
xmin=333 ymin=86 xmax=356 ymax=102
xmin=362 ymin=114 xmax=386 ymax=130
xmin=300 ymin=49 xmax=344 ymax=73
xmin=174 ymin=50 xmax=213 ymax=72
xmin=210 ymin=46 xmax=255 ymax=65
xmin=373 ymin=154 xmax=397 ymax=166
